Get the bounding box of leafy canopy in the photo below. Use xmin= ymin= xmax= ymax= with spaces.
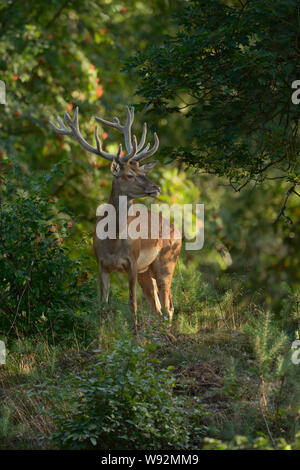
xmin=127 ymin=0 xmax=300 ymax=190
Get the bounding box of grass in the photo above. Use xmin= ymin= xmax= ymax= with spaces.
xmin=0 ymin=268 xmax=300 ymax=450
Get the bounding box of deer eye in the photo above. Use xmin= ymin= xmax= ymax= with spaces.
xmin=127 ymin=174 xmax=135 ymax=179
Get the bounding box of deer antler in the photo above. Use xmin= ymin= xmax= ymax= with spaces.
xmin=95 ymin=106 xmax=159 ymax=163
xmin=50 ymin=106 xmax=158 ymax=163
xmin=49 ymin=106 xmax=137 ymax=162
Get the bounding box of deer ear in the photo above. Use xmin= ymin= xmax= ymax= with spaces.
xmin=110 ymin=159 xmax=121 ymax=176
xmin=139 ymin=161 xmax=158 ymax=173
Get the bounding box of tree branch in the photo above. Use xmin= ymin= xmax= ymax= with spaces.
xmin=274 ymin=183 xmax=300 ymax=224
xmin=45 ymin=0 xmax=71 ymax=29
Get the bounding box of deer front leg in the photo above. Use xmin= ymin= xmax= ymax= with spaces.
xmin=99 ymin=268 xmax=110 ymax=302
xmin=138 ymin=270 xmax=162 ymax=316
xmin=128 ymin=262 xmax=138 ymax=334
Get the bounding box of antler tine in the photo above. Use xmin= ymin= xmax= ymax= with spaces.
xmin=95 ymin=105 xmax=134 ymax=155
xmin=134 ymin=132 xmax=160 ymax=162
xmin=49 ymin=115 xmax=72 ymax=135
xmin=116 ymin=143 xmax=122 ymax=161
xmin=137 ymin=122 xmax=147 ymax=152
xmin=122 ymin=105 xmax=134 ymax=153
xmin=94 ymin=115 xmax=123 ymax=133
xmin=50 ymin=106 xmax=120 ymax=162
xmin=94 ymin=105 xmax=159 ymax=163
xmin=93 ymin=125 xmax=117 ymax=161
xmin=94 ymin=125 xmax=101 ymax=153
xmin=122 ymin=135 xmax=138 ymax=162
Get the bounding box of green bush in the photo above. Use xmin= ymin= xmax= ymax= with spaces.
xmin=39 ymin=340 xmax=198 ymax=449
xmin=0 ymin=160 xmax=93 ymax=340
xmin=202 ymin=432 xmax=300 ymax=450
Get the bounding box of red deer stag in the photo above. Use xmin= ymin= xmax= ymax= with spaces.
xmin=50 ymin=106 xmax=182 ymax=332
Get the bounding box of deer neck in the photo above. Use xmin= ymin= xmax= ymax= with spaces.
xmin=108 ymin=180 xmax=133 ymax=236
xmin=108 ymin=180 xmax=134 ymax=210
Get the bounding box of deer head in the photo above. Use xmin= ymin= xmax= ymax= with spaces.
xmin=49 ymin=106 xmax=161 ymax=200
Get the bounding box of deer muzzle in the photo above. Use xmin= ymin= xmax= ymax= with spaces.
xmin=147 ymin=185 xmax=161 ymax=197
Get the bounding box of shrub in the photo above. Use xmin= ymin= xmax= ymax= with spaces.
xmin=39 ymin=340 xmax=198 ymax=449
xmin=202 ymin=434 xmax=300 ymax=450
xmin=0 ymin=160 xmax=93 ymax=340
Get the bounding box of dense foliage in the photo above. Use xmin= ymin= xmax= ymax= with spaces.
xmin=0 ymin=160 xmax=93 ymax=340
xmin=127 ymin=0 xmax=300 ymax=191
xmin=0 ymin=0 xmax=300 ymax=452
xmin=38 ymin=340 xmax=198 ymax=450
xmin=0 ymin=0 xmax=182 ymax=223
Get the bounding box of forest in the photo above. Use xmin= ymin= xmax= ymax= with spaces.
xmin=0 ymin=0 xmax=300 ymax=451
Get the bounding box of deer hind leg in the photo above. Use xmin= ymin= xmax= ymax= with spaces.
xmin=150 ymin=265 xmax=175 ymax=322
xmin=138 ymin=270 xmax=162 ymax=316
xmin=156 ymin=277 xmax=173 ymax=321
xmin=151 ymin=247 xmax=180 ymax=322
xmin=99 ymin=268 xmax=110 ymax=302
